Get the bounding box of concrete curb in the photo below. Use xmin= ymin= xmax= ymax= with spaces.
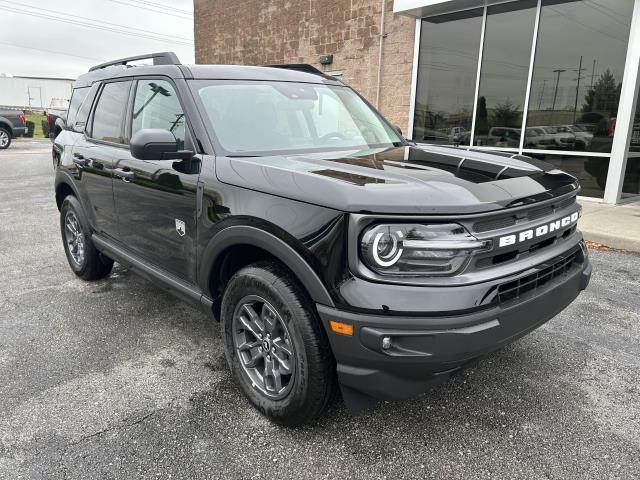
xmin=579 ymin=200 xmax=640 ymax=253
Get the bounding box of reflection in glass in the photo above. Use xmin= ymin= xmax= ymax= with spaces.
xmin=132 ymin=80 xmax=186 ymax=149
xmin=473 ymin=0 xmax=537 ymax=147
xmin=534 ymin=153 xmax=609 ymax=198
xmin=412 ymin=8 xmax=483 ymax=145
xmin=622 ymin=79 xmax=640 ymax=197
xmin=524 ymin=0 xmax=634 ymax=153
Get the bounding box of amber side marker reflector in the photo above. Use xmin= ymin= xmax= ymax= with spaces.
xmin=329 ymin=320 xmax=354 ymax=336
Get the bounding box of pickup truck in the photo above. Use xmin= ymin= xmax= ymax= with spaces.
xmin=45 ymin=107 xmax=68 ymax=140
xmin=0 ymin=108 xmax=27 ymax=149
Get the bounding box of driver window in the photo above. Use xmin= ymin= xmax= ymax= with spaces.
xmin=131 ymin=79 xmax=185 ymax=149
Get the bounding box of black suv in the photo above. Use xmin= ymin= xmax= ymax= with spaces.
xmin=54 ymin=53 xmax=591 ymax=425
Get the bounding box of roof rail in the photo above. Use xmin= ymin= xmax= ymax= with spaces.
xmin=262 ymin=64 xmax=326 ymax=76
xmin=89 ymin=52 xmax=180 ymax=72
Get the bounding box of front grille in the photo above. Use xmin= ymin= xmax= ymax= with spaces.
xmin=472 ymin=195 xmax=576 ymax=233
xmin=475 ymin=225 xmax=577 ymax=269
xmin=495 ymin=246 xmax=582 ymax=304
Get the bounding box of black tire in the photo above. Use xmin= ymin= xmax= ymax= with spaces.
xmin=0 ymin=127 xmax=11 ymax=149
xmin=221 ymin=261 xmax=337 ymax=426
xmin=60 ymin=195 xmax=113 ymax=280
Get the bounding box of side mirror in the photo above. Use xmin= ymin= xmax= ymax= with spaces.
xmin=130 ymin=128 xmax=193 ymax=160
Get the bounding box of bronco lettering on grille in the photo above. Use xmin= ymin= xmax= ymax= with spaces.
xmin=498 ymin=211 xmax=579 ymax=248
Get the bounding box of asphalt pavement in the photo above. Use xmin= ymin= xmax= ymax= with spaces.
xmin=1 ymin=139 xmax=639 ymax=479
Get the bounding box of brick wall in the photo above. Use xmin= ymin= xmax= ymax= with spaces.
xmin=194 ymin=0 xmax=415 ymax=129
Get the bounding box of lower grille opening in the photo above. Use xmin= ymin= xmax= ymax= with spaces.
xmin=495 ymin=247 xmax=582 ymax=304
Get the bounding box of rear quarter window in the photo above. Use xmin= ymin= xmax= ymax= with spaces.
xmin=66 ymin=87 xmax=90 ymax=128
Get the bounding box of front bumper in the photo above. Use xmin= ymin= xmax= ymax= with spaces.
xmin=318 ymin=253 xmax=591 ymax=403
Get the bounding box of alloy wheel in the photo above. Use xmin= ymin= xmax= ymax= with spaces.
xmin=232 ymin=295 xmax=296 ymax=400
xmin=0 ymin=130 xmax=9 ymax=148
xmin=64 ymin=211 xmax=85 ymax=266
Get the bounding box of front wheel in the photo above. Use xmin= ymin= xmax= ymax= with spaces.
xmin=221 ymin=261 xmax=337 ymax=426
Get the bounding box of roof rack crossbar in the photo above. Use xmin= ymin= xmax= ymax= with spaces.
xmin=89 ymin=52 xmax=180 ymax=72
xmin=262 ymin=64 xmax=326 ymax=76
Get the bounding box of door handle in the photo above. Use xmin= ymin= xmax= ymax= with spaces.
xmin=72 ymin=153 xmax=88 ymax=167
xmin=114 ymin=168 xmax=136 ymax=182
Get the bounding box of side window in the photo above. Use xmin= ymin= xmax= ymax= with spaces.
xmin=71 ymin=84 xmax=98 ymax=133
xmin=91 ymin=81 xmax=131 ymax=144
xmin=131 ymin=79 xmax=185 ymax=150
xmin=66 ymin=87 xmax=89 ymax=128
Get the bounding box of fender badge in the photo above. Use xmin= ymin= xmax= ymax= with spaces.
xmin=175 ymin=219 xmax=186 ymax=237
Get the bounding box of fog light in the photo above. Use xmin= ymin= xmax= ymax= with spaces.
xmin=381 ymin=337 xmax=391 ymax=350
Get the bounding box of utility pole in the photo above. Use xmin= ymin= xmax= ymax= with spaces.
xmin=537 ymin=79 xmax=547 ymax=111
xmin=590 ymin=59 xmax=596 ymax=89
xmin=552 ymin=69 xmax=566 ymax=112
xmin=573 ymin=56 xmax=584 ymax=124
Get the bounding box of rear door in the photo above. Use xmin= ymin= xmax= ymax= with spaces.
xmin=72 ymin=80 xmax=132 ymax=237
xmin=112 ymin=77 xmax=199 ymax=283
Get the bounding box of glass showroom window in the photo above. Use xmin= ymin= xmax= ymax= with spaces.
xmin=623 ymin=78 xmax=640 ymax=198
xmin=473 ymin=0 xmax=537 ymax=150
xmin=523 ymin=0 xmax=635 ymax=198
xmin=412 ymin=8 xmax=483 ymax=145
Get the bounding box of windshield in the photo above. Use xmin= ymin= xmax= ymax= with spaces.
xmin=190 ymin=80 xmax=403 ymax=156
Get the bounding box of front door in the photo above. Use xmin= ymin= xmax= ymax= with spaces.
xmin=112 ymin=78 xmax=199 ymax=283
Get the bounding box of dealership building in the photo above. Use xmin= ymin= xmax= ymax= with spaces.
xmin=194 ymin=0 xmax=640 ymax=203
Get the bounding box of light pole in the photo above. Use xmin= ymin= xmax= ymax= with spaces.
xmin=552 ymin=69 xmax=566 ymax=112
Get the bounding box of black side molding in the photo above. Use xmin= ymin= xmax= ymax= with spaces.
xmin=92 ymin=234 xmax=213 ymax=314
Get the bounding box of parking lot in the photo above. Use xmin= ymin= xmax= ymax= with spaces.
xmin=1 ymin=139 xmax=639 ymax=479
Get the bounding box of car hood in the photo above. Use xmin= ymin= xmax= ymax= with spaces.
xmin=215 ymin=144 xmax=579 ymax=214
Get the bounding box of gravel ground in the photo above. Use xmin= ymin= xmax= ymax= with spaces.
xmin=1 ymin=141 xmax=639 ymax=479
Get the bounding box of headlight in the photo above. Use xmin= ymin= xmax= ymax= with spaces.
xmin=359 ymin=223 xmax=491 ymax=276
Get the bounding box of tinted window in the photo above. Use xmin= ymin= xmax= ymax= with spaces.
xmin=524 ymin=0 xmax=635 ymax=153
xmin=91 ymin=81 xmax=131 ymax=144
xmin=66 ymin=87 xmax=90 ymax=128
xmin=412 ymin=8 xmax=483 ymax=145
xmin=131 ymin=79 xmax=185 ymax=149
xmin=473 ymin=0 xmax=537 ymax=147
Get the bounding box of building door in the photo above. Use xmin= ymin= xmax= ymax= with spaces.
xmin=27 ymin=87 xmax=42 ymax=109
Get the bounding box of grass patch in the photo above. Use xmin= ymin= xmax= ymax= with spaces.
xmin=26 ymin=113 xmax=47 ymax=138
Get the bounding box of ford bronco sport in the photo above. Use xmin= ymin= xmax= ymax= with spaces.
xmin=53 ymin=52 xmax=591 ymax=425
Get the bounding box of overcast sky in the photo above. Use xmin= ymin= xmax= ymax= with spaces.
xmin=0 ymin=0 xmax=194 ymax=79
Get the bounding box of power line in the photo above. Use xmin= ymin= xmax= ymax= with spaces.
xmin=1 ymin=3 xmax=194 ymax=46
xmin=0 ymin=40 xmax=106 ymax=62
xmin=1 ymin=1 xmax=193 ymax=43
xmin=105 ymin=0 xmax=191 ymax=19
xmin=125 ymin=0 xmax=192 ymax=15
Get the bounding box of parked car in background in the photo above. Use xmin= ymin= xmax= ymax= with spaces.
xmin=486 ymin=127 xmax=521 ymax=148
xmin=536 ymin=126 xmax=576 ymax=150
xmin=448 ymin=126 xmax=468 ymax=143
xmin=0 ymin=108 xmax=27 ymax=149
xmin=558 ymin=125 xmax=593 ymax=150
xmin=45 ymin=106 xmax=68 ymax=140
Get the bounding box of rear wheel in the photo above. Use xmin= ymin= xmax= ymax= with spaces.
xmin=0 ymin=127 xmax=11 ymax=149
xmin=60 ymin=196 xmax=113 ymax=280
xmin=221 ymin=261 xmax=337 ymax=426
